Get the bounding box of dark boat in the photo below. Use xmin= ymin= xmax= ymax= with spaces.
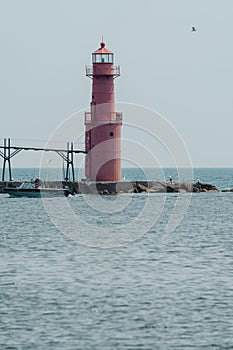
xmin=4 ymin=178 xmax=72 ymax=198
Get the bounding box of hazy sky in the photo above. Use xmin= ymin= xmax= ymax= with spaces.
xmin=0 ymin=0 xmax=233 ymax=168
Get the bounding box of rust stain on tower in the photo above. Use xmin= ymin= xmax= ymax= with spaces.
xmin=85 ymin=42 xmax=122 ymax=181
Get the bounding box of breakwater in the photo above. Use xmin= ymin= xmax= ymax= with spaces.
xmin=0 ymin=180 xmax=222 ymax=195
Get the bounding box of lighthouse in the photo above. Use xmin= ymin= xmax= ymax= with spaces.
xmin=85 ymin=42 xmax=122 ymax=181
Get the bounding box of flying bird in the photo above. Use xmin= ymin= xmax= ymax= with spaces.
xmin=192 ymin=27 xmax=197 ymax=32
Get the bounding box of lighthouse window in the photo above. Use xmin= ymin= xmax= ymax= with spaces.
xmin=92 ymin=54 xmax=102 ymax=63
xmin=92 ymin=53 xmax=114 ymax=63
xmin=101 ymin=54 xmax=108 ymax=62
xmin=109 ymin=132 xmax=114 ymax=137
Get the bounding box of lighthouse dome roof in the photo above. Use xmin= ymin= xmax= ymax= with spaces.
xmin=92 ymin=42 xmax=113 ymax=55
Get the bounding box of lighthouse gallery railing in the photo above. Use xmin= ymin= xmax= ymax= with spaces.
xmin=85 ymin=112 xmax=122 ymax=124
xmin=85 ymin=65 xmax=120 ymax=77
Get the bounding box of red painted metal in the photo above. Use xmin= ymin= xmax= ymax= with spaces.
xmin=92 ymin=42 xmax=113 ymax=55
xmin=85 ymin=42 xmax=122 ymax=181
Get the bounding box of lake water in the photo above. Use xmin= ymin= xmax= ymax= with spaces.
xmin=0 ymin=168 xmax=233 ymax=349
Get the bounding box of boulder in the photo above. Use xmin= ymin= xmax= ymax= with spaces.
xmin=166 ymin=185 xmax=177 ymax=193
xmin=193 ymin=182 xmax=219 ymax=192
xmin=179 ymin=182 xmax=193 ymax=192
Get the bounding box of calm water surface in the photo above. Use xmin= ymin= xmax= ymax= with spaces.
xmin=0 ymin=169 xmax=233 ymax=349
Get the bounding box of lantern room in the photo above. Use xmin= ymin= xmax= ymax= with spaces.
xmin=92 ymin=42 xmax=114 ymax=63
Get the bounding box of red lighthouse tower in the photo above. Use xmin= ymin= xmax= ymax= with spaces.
xmin=85 ymin=42 xmax=122 ymax=181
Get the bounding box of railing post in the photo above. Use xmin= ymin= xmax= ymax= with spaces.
xmin=1 ymin=138 xmax=12 ymax=181
xmin=71 ymin=142 xmax=75 ymax=182
xmin=65 ymin=142 xmax=69 ymax=181
xmin=8 ymin=138 xmax=12 ymax=181
xmin=2 ymin=138 xmax=6 ymax=181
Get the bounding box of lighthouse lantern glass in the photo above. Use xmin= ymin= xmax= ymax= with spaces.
xmin=92 ymin=53 xmax=113 ymax=63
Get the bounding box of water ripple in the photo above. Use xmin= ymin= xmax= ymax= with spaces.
xmin=0 ymin=190 xmax=233 ymax=349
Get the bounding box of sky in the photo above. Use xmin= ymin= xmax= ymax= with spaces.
xmin=0 ymin=0 xmax=233 ymax=169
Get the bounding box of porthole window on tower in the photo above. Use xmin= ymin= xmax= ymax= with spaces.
xmin=109 ymin=132 xmax=114 ymax=137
